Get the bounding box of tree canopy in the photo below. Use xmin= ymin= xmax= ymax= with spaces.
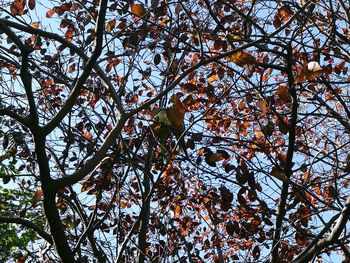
xmin=1 ymin=0 xmax=350 ymax=262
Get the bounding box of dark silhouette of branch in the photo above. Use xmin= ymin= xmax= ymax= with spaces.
xmin=0 ymin=215 xmax=53 ymax=244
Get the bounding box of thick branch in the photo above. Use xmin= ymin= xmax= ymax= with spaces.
xmin=0 ymin=215 xmax=53 ymax=244
xmin=53 ymin=114 xmax=127 ymax=190
xmin=42 ymin=0 xmax=108 ymax=135
xmin=270 ymin=44 xmax=298 ymax=262
xmin=294 ymin=196 xmax=350 ymax=262
xmin=0 ymin=108 xmax=29 ymax=127
xmin=0 ymin=21 xmax=38 ymax=124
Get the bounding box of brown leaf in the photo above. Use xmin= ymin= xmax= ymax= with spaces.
xmin=230 ymin=51 xmax=256 ymax=67
xmin=107 ymin=19 xmax=116 ymax=32
xmin=253 ymin=246 xmax=261 ymax=260
xmin=205 ymin=151 xmax=224 ymax=167
xmin=219 ymin=186 xmax=233 ymax=203
xmin=154 ymin=54 xmax=161 ymax=65
xmin=296 ymin=61 xmax=324 ymax=83
xmin=131 ymin=3 xmax=146 ymax=17
xmin=10 ymin=0 xmax=26 ymax=16
xmin=28 ymin=0 xmax=35 ymax=9
xmin=271 ymin=166 xmax=288 ymax=182
xmin=166 ymin=94 xmax=185 ymax=127
xmin=256 ymin=99 xmax=267 ymax=116
xmin=226 ymin=221 xmax=235 ymax=235
xmin=344 ymin=154 xmax=350 ymax=172
xmin=16 ymin=254 xmax=28 ymax=263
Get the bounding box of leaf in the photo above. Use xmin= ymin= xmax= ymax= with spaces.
xmin=166 ymin=94 xmax=185 ymax=127
xmin=256 ymin=99 xmax=267 ymax=116
xmin=46 ymin=9 xmax=56 ymax=18
xmin=82 ymin=129 xmax=93 ymax=141
xmin=226 ymin=221 xmax=235 ymax=235
xmin=230 ymin=51 xmax=256 ymax=67
xmin=154 ymin=54 xmax=161 ymax=65
xmin=106 ymin=19 xmax=116 ymax=32
xmin=276 ymin=85 xmax=292 ymax=104
xmin=205 ymin=150 xmax=224 ymax=167
xmin=10 ymin=0 xmax=26 ymax=16
xmin=220 ymin=186 xmax=233 ymax=211
xmin=296 ymin=61 xmax=324 ymax=82
xmin=271 ymin=166 xmax=288 ymax=182
xmin=31 ymin=22 xmax=40 ymax=29
xmin=16 ymin=254 xmax=28 ymax=263
xmin=208 ymin=74 xmax=219 ymax=83
xmin=182 ymin=83 xmax=197 ymax=92
xmin=131 ymin=3 xmax=146 ymax=17
xmin=28 ymin=0 xmax=35 ymax=9
xmin=32 ymin=189 xmax=43 ymax=206
xmin=344 ymin=154 xmax=350 ymax=172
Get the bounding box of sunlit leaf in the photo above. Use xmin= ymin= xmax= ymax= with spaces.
xmin=256 ymin=99 xmax=267 ymax=116
xmin=131 ymin=3 xmax=146 ymax=17
xmin=230 ymin=51 xmax=256 ymax=67
xmin=106 ymin=19 xmax=116 ymax=32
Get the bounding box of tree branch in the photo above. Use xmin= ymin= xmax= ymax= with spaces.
xmin=0 ymin=215 xmax=53 ymax=244
xmin=42 ymin=0 xmax=108 ymax=135
xmin=0 ymin=108 xmax=29 ymax=127
xmin=293 ymin=196 xmax=350 ymax=262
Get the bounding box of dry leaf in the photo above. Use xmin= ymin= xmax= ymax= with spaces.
xmin=166 ymin=94 xmax=185 ymax=127
xmin=106 ymin=19 xmax=116 ymax=32
xmin=230 ymin=51 xmax=256 ymax=67
xmin=131 ymin=3 xmax=146 ymax=17
xmin=208 ymin=74 xmax=219 ymax=83
xmin=271 ymin=166 xmax=288 ymax=182
xmin=256 ymin=99 xmax=267 ymax=116
xmin=296 ymin=61 xmax=324 ymax=82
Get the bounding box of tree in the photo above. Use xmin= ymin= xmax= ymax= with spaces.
xmin=1 ymin=0 xmax=350 ymax=262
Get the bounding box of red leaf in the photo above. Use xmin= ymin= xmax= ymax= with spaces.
xmin=46 ymin=9 xmax=56 ymax=18
xmin=82 ymin=129 xmax=93 ymax=141
xmin=28 ymin=0 xmax=35 ymax=9
xmin=10 ymin=0 xmax=25 ymax=16
xmin=32 ymin=189 xmax=43 ymax=206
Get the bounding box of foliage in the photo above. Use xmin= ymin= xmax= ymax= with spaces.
xmin=0 ymin=0 xmax=350 ymax=262
xmin=0 ymin=186 xmax=43 ymax=262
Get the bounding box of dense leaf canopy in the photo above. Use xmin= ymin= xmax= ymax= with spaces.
xmin=1 ymin=0 xmax=350 ymax=262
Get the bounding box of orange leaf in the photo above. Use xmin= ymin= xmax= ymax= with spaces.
xmin=166 ymin=93 xmax=185 ymax=127
xmin=296 ymin=61 xmax=324 ymax=82
xmin=131 ymin=3 xmax=146 ymax=17
xmin=256 ymin=99 xmax=267 ymax=116
xmin=106 ymin=19 xmax=116 ymax=32
xmin=230 ymin=51 xmax=256 ymax=67
xmin=31 ymin=22 xmax=40 ymax=29
xmin=208 ymin=74 xmax=219 ymax=83
xmin=32 ymin=189 xmax=43 ymax=206
xmin=46 ymin=9 xmax=56 ymax=18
